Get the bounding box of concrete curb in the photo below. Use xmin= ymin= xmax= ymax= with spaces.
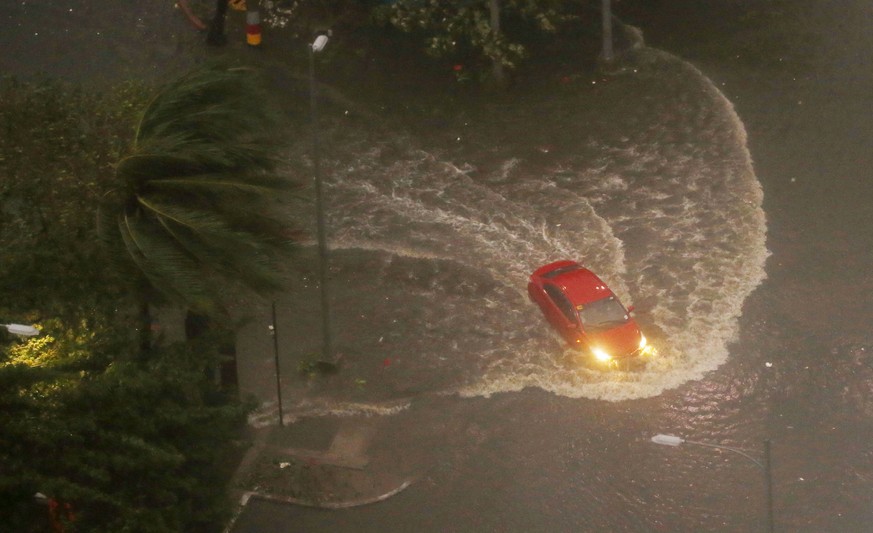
xmin=223 ymin=410 xmax=417 ymax=532
xmin=224 ymin=480 xmax=414 ymax=533
xmin=244 ymin=479 xmax=414 ymax=510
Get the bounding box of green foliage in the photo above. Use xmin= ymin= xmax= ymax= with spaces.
xmin=0 ymin=77 xmax=148 ymax=324
xmin=378 ymin=0 xmax=573 ymax=77
xmin=3 ymin=316 xmax=131 ymax=374
xmin=0 ymin=340 xmax=249 ymax=532
xmin=106 ymin=64 xmax=300 ymax=315
xmin=0 ymin=71 xmax=270 ymax=532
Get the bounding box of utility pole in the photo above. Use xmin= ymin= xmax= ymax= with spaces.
xmin=206 ymin=0 xmax=229 ymax=46
xmin=601 ymin=0 xmax=614 ymax=63
xmin=488 ymin=0 xmax=505 ymax=83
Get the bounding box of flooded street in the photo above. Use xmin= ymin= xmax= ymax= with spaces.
xmin=4 ymin=1 xmax=873 ymax=531
xmin=241 ymin=2 xmax=873 ymax=531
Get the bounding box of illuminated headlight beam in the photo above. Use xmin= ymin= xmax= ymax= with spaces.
xmin=592 ymin=347 xmax=612 ymax=362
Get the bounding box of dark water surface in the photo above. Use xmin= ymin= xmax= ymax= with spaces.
xmin=629 ymin=2 xmax=873 ymax=530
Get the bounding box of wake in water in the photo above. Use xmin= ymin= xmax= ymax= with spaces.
xmin=286 ymin=46 xmax=767 ymax=403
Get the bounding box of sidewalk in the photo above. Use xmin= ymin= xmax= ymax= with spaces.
xmin=223 ymin=403 xmax=423 ymax=533
xmin=235 ymin=416 xmax=413 ymax=505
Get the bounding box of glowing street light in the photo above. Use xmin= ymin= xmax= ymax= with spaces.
xmin=3 ymin=323 xmax=39 ymax=336
xmin=651 ymin=434 xmax=774 ymax=532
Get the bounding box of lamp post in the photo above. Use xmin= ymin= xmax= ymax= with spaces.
xmin=309 ymin=32 xmax=332 ymax=364
xmin=651 ymin=434 xmax=774 ymax=533
xmin=3 ymin=323 xmax=39 ymax=336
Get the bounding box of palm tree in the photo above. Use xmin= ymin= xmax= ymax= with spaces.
xmin=101 ymin=64 xmax=298 ymax=351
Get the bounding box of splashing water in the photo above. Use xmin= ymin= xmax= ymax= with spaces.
xmin=291 ymin=48 xmax=766 ymax=403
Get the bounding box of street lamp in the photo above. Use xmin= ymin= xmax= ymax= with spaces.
xmin=309 ymin=31 xmax=332 ymax=363
xmin=3 ymin=323 xmax=39 ymax=336
xmin=651 ymin=434 xmax=774 ymax=533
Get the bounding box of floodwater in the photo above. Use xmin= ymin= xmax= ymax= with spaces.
xmin=280 ymin=46 xmax=767 ymax=404
xmin=4 ymin=1 xmax=873 ymax=531
xmin=243 ymin=1 xmax=873 ymax=532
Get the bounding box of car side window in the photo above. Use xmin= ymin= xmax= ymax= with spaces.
xmin=544 ymin=284 xmax=578 ymax=325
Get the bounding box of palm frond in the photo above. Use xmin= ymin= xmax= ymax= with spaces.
xmin=108 ymin=63 xmax=300 ymax=313
xmin=118 ymin=213 xmax=218 ymax=313
xmin=147 ymin=174 xmax=295 ymax=196
xmin=139 ymin=198 xmax=292 ymax=292
xmin=136 ymin=65 xmax=279 ymax=147
xmin=158 ymin=221 xmax=288 ymax=295
xmin=136 ymin=196 xmax=237 ymax=235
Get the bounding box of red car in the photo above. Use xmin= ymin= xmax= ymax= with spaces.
xmin=527 ymin=260 xmax=651 ymax=364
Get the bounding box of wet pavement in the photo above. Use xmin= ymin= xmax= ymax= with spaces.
xmin=0 ymin=1 xmax=207 ymax=84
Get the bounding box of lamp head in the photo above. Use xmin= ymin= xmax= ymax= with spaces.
xmin=4 ymin=324 xmax=39 ymax=336
xmin=311 ymin=32 xmax=329 ymax=52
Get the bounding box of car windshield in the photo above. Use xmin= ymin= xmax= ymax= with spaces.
xmin=542 ymin=264 xmax=581 ymax=279
xmin=577 ymin=296 xmax=628 ymax=331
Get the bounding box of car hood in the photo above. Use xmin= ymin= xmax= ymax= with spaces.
xmin=587 ymin=321 xmax=641 ymax=357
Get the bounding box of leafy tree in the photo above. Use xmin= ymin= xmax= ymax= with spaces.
xmin=0 ymin=336 xmax=249 ymax=532
xmin=0 ymin=78 xmax=147 ymax=327
xmin=0 ymin=73 xmax=268 ymax=532
xmin=207 ymin=0 xmax=230 ymax=46
xmin=378 ymin=0 xmax=574 ymax=83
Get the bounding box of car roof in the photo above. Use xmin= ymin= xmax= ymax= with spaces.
xmin=545 ymin=266 xmax=614 ymax=305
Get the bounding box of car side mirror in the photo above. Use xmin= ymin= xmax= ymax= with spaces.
xmin=627 ymin=305 xmax=635 ymax=313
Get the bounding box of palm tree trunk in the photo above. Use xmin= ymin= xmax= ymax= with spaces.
xmin=185 ymin=310 xmax=239 ymax=391
xmin=137 ymin=287 xmax=152 ymax=358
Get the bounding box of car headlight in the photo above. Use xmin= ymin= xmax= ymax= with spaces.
xmin=592 ymin=347 xmax=612 ymax=362
xmin=639 ymin=334 xmax=647 ymax=350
